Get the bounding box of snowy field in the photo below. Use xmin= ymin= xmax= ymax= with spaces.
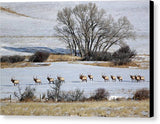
xmin=0 ymin=62 xmax=149 ymax=100
xmin=0 ymin=36 xmax=149 ymax=56
xmin=0 ymin=1 xmax=150 ymax=100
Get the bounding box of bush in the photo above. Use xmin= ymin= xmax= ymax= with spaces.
xmin=1 ymin=55 xmax=25 ymax=63
xmin=1 ymin=56 xmax=10 ymax=62
xmin=112 ymin=45 xmax=136 ymax=65
xmin=82 ymin=45 xmax=136 ymax=63
xmin=29 ymin=51 xmax=50 ymax=62
xmin=14 ymin=86 xmax=36 ymax=102
xmin=133 ymin=89 xmax=150 ymax=100
xmin=88 ymin=52 xmax=112 ymax=61
xmin=9 ymin=55 xmax=25 ymax=63
xmin=47 ymin=80 xmax=62 ymax=102
xmin=47 ymin=90 xmax=56 ymax=101
xmin=90 ymin=88 xmax=110 ymax=101
xmin=61 ymin=89 xmax=85 ymax=102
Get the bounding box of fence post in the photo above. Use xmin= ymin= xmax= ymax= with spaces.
xmin=10 ymin=95 xmax=11 ymax=103
xmin=40 ymin=94 xmax=41 ymax=102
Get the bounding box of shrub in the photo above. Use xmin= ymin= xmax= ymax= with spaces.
xmin=47 ymin=80 xmax=62 ymax=102
xmin=133 ymin=88 xmax=150 ymax=100
xmin=29 ymin=51 xmax=50 ymax=62
xmin=0 ymin=56 xmax=10 ymax=62
xmin=90 ymin=88 xmax=110 ymax=101
xmin=47 ymin=90 xmax=56 ymax=101
xmin=9 ymin=55 xmax=25 ymax=63
xmin=1 ymin=55 xmax=25 ymax=63
xmin=14 ymin=86 xmax=36 ymax=102
xmin=112 ymin=45 xmax=136 ymax=65
xmin=88 ymin=52 xmax=112 ymax=61
xmin=61 ymin=89 xmax=85 ymax=102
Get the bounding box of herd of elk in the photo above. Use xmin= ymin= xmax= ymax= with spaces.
xmin=11 ymin=74 xmax=145 ymax=86
xmin=130 ymin=75 xmax=145 ymax=82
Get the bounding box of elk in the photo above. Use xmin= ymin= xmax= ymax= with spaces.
xmin=88 ymin=74 xmax=93 ymax=81
xmin=135 ymin=75 xmax=141 ymax=82
xmin=57 ymin=76 xmax=65 ymax=83
xmin=33 ymin=76 xmax=41 ymax=85
xmin=117 ymin=76 xmax=123 ymax=81
xmin=47 ymin=75 xmax=54 ymax=84
xmin=79 ymin=74 xmax=87 ymax=82
xmin=130 ymin=75 xmax=136 ymax=81
xmin=102 ymin=75 xmax=109 ymax=82
xmin=140 ymin=76 xmax=145 ymax=81
xmin=111 ymin=75 xmax=116 ymax=81
xmin=11 ymin=77 xmax=19 ymax=86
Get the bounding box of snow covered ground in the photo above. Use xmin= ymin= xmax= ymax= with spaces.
xmin=0 ymin=1 xmax=150 ymax=100
xmin=0 ymin=62 xmax=149 ymax=100
xmin=0 ymin=35 xmax=149 ymax=56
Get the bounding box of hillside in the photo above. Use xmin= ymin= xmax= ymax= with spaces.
xmin=0 ymin=1 xmax=150 ymax=55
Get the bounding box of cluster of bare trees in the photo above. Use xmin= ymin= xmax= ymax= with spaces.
xmin=55 ymin=3 xmax=135 ymax=60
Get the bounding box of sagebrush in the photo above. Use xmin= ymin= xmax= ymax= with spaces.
xmin=90 ymin=88 xmax=110 ymax=101
xmin=133 ymin=88 xmax=150 ymax=100
xmin=1 ymin=55 xmax=25 ymax=63
xmin=14 ymin=86 xmax=36 ymax=102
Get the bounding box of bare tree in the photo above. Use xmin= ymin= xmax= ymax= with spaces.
xmin=55 ymin=3 xmax=135 ymax=60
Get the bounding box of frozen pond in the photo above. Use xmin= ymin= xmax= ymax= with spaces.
xmin=0 ymin=62 xmax=149 ymax=100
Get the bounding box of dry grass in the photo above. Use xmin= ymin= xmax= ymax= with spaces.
xmin=47 ymin=54 xmax=82 ymax=62
xmin=82 ymin=60 xmax=149 ymax=69
xmin=0 ymin=54 xmax=80 ymax=68
xmin=81 ymin=54 xmax=149 ymax=69
xmin=83 ymin=62 xmax=139 ymax=68
xmin=1 ymin=54 xmax=149 ymax=69
xmin=0 ymin=62 xmax=40 ymax=69
xmin=0 ymin=100 xmax=149 ymax=117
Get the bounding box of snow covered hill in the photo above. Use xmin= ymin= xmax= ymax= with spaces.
xmin=0 ymin=1 xmax=150 ymax=56
xmin=0 ymin=1 xmax=149 ymax=36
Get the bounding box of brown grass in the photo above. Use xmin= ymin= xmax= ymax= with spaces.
xmin=82 ymin=61 xmax=149 ymax=69
xmin=83 ymin=62 xmax=139 ymax=68
xmin=1 ymin=54 xmax=149 ymax=69
xmin=0 ymin=54 xmax=80 ymax=68
xmin=0 ymin=62 xmax=51 ymax=69
xmin=0 ymin=100 xmax=149 ymax=117
xmin=1 ymin=62 xmax=37 ymax=68
xmin=47 ymin=54 xmax=82 ymax=62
